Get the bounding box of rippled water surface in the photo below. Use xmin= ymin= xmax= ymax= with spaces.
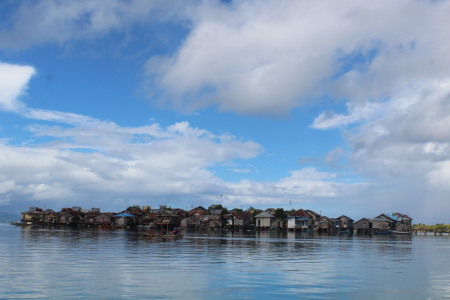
xmin=1 ymin=224 xmax=450 ymax=299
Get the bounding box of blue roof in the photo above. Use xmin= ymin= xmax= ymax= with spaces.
xmin=385 ymin=214 xmax=398 ymax=221
xmin=114 ymin=213 xmax=135 ymax=218
xmin=288 ymin=216 xmax=308 ymax=220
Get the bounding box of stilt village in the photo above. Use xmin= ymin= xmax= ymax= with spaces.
xmin=14 ymin=204 xmax=414 ymax=235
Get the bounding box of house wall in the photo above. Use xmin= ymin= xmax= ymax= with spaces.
xmin=287 ymin=218 xmax=308 ymax=229
xmin=256 ymin=217 xmax=272 ymax=227
xmin=354 ymin=220 xmax=371 ymax=229
xmin=372 ymin=220 xmax=390 ymax=230
xmin=271 ymin=218 xmax=284 ymax=228
xmin=287 ymin=218 xmax=297 ymax=229
xmin=21 ymin=213 xmax=33 ymax=222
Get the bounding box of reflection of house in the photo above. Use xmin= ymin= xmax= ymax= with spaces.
xmin=255 ymin=212 xmax=275 ymax=229
xmin=354 ymin=218 xmax=372 ymax=234
xmin=287 ymin=216 xmax=309 ymax=231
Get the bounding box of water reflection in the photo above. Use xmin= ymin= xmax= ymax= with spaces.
xmin=0 ymin=224 xmax=448 ymax=299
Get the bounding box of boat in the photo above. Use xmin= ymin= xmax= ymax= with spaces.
xmin=392 ymin=230 xmax=411 ymax=235
xmin=10 ymin=220 xmax=32 ymax=226
xmin=141 ymin=232 xmax=183 ymax=238
xmin=374 ymin=230 xmax=393 ymax=234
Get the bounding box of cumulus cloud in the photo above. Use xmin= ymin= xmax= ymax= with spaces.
xmin=0 ymin=118 xmax=264 ymax=209
xmin=2 ymin=1 xmax=450 ymax=219
xmin=310 ymin=80 xmax=450 ymax=214
xmin=0 ymin=62 xmax=35 ymax=112
xmin=0 ymin=118 xmax=365 ymax=212
xmin=210 ymin=167 xmax=365 ymax=210
xmin=346 ymin=81 xmax=450 ymax=175
xmin=144 ymin=0 xmax=450 ymax=116
xmin=0 ymin=60 xmax=365 ymax=213
xmin=3 ymin=1 xmax=450 ymax=117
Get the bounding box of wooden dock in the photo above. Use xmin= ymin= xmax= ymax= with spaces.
xmin=413 ymin=229 xmax=450 ymax=236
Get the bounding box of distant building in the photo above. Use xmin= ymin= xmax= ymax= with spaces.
xmin=255 ymin=211 xmax=275 ymax=229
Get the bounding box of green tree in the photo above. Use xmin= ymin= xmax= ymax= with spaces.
xmin=127 ymin=205 xmax=141 ymax=211
xmin=274 ymin=208 xmax=286 ymax=220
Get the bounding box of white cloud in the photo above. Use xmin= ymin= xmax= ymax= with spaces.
xmin=219 ymin=167 xmax=366 ymax=209
xmin=145 ymin=0 xmax=450 ymax=116
xmin=0 ymin=62 xmax=35 ymax=112
xmin=0 ymin=60 xmax=365 ymax=213
xmin=3 ymin=1 xmax=450 ymax=117
xmin=312 ymin=102 xmax=383 ymax=130
xmin=329 ymin=81 xmax=450 ymax=196
xmin=0 ymin=119 xmax=366 ymax=212
xmin=427 ymin=161 xmax=450 ymax=191
xmin=0 ymin=119 xmax=259 ymax=208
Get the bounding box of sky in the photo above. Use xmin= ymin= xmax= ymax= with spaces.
xmin=1 ymin=0 xmax=450 ymax=223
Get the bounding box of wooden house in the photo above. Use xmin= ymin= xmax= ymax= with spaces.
xmin=188 ymin=206 xmax=208 ymax=217
xmin=305 ymin=210 xmax=321 ymax=228
xmin=392 ymin=212 xmax=413 ymax=232
xmin=172 ymin=208 xmax=189 ymax=219
xmin=354 ymin=218 xmax=372 ymax=234
xmin=140 ymin=213 xmax=157 ymax=227
xmin=227 ymin=211 xmax=251 ymax=230
xmin=95 ymin=213 xmax=114 ymax=226
xmin=180 ymin=216 xmax=202 ymax=229
xmin=21 ymin=207 xmax=43 ymax=224
xmin=83 ymin=211 xmax=101 ymax=226
xmin=59 ymin=210 xmax=81 ymax=226
xmin=156 ymin=210 xmax=180 ymax=230
xmin=335 ymin=215 xmax=354 ymax=231
xmin=317 ymin=216 xmax=333 ymax=233
xmin=272 ymin=218 xmax=285 ymax=229
xmin=372 ymin=214 xmax=396 ymax=232
xmin=41 ymin=209 xmax=58 ymax=225
xmin=202 ymin=214 xmax=225 ymax=229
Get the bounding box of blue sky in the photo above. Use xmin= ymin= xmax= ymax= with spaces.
xmin=1 ymin=0 xmax=450 ymax=223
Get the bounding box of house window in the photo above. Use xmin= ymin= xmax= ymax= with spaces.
xmin=258 ymin=220 xmax=260 ymax=226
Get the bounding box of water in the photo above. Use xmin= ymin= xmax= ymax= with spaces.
xmin=1 ymin=224 xmax=450 ymax=299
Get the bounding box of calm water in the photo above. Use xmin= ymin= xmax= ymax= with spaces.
xmin=1 ymin=224 xmax=450 ymax=299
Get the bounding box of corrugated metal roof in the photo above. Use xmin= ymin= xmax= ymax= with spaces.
xmin=255 ymin=211 xmax=274 ymax=218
